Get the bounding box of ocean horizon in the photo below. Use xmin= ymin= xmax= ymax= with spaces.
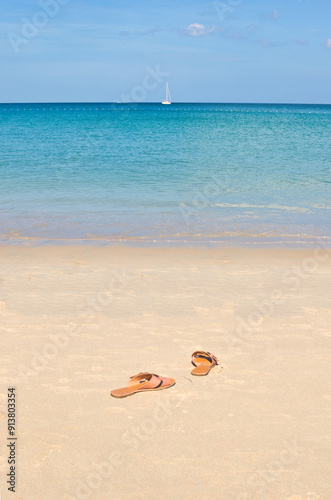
xmin=1 ymin=102 xmax=330 ymax=247
xmin=1 ymin=101 xmax=330 ymax=104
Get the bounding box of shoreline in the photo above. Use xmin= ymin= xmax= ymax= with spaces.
xmin=0 ymin=233 xmax=330 ymax=249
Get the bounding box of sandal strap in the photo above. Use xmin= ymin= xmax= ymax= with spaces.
xmin=191 ymin=351 xmax=218 ymax=367
xmin=129 ymin=372 xmax=163 ymax=390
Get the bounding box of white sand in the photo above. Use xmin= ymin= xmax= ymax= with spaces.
xmin=0 ymin=245 xmax=330 ymax=500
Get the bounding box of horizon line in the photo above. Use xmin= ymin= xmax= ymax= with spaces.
xmin=0 ymin=101 xmax=331 ymax=106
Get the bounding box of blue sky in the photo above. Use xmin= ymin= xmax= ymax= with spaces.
xmin=1 ymin=0 xmax=330 ymax=103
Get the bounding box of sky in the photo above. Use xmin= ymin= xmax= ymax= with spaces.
xmin=0 ymin=0 xmax=330 ymax=103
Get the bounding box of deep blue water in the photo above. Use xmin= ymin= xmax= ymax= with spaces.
xmin=0 ymin=103 xmax=330 ymax=246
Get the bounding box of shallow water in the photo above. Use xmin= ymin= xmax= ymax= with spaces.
xmin=0 ymin=102 xmax=330 ymax=246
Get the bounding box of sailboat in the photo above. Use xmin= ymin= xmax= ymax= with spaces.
xmin=162 ymin=82 xmax=171 ymax=105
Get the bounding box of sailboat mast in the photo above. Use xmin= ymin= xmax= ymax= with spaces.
xmin=166 ymin=83 xmax=171 ymax=103
xmin=162 ymin=82 xmax=171 ymax=104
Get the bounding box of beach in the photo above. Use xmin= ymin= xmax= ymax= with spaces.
xmin=0 ymin=244 xmax=330 ymax=500
xmin=1 ymin=101 xmax=330 ymax=500
xmin=2 ymin=0 xmax=331 ymax=498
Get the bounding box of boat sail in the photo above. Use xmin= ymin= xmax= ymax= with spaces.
xmin=162 ymin=82 xmax=171 ymax=105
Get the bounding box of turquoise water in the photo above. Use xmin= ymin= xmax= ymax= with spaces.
xmin=0 ymin=103 xmax=330 ymax=246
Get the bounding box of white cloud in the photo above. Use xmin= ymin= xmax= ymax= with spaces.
xmin=261 ymin=38 xmax=270 ymax=46
xmin=184 ymin=23 xmax=216 ymax=37
xmin=259 ymin=38 xmax=283 ymax=47
xmin=324 ymin=38 xmax=331 ymax=49
xmin=296 ymin=39 xmax=308 ymax=45
xmin=265 ymin=9 xmax=280 ymax=20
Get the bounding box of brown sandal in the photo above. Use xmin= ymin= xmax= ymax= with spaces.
xmin=191 ymin=351 xmax=218 ymax=376
xmin=111 ymin=372 xmax=176 ymax=398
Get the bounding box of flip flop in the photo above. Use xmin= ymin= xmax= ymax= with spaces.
xmin=110 ymin=372 xmax=176 ymax=398
xmin=191 ymin=351 xmax=218 ymax=376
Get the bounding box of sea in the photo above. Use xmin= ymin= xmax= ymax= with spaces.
xmin=0 ymin=102 xmax=330 ymax=247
